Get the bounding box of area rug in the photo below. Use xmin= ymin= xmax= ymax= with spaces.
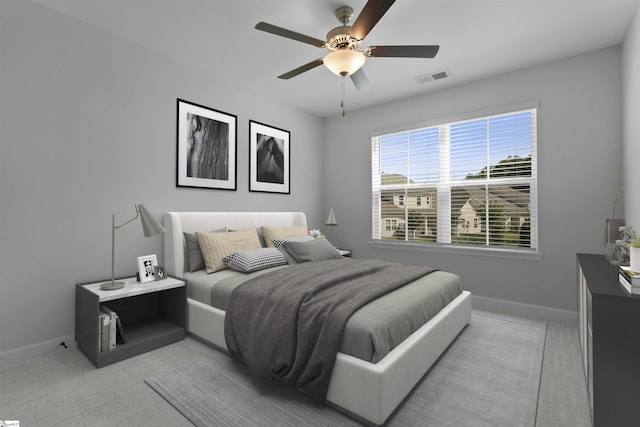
xmin=145 ymin=310 xmax=546 ymax=426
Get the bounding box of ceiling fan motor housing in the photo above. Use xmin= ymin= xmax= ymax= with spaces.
xmin=326 ymin=26 xmax=360 ymax=50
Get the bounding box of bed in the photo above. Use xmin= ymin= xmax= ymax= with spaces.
xmin=163 ymin=211 xmax=472 ymax=425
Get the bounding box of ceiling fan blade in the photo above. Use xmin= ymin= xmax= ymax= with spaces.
xmin=255 ymin=22 xmax=325 ymax=48
xmin=350 ymin=68 xmax=371 ymax=91
xmin=368 ymin=45 xmax=440 ymax=58
xmin=349 ymin=0 xmax=396 ymax=41
xmin=278 ymin=58 xmax=324 ymax=80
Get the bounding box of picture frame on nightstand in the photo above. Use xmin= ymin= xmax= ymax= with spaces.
xmin=154 ymin=265 xmax=167 ymax=280
xmin=137 ymin=254 xmax=158 ymax=283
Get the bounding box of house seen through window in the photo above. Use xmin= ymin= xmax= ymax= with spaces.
xmin=371 ymin=105 xmax=538 ymax=252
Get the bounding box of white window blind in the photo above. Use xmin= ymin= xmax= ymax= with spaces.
xmin=372 ymin=106 xmax=537 ymax=252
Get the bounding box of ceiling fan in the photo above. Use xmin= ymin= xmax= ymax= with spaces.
xmin=255 ymin=0 xmax=440 ymax=94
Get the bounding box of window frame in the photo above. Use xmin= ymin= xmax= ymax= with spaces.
xmin=370 ymin=101 xmax=541 ymax=259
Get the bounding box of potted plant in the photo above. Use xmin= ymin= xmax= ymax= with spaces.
xmin=606 ymin=169 xmax=624 ymax=262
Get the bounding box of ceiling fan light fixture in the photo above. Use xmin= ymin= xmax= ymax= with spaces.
xmin=323 ymin=49 xmax=366 ymax=76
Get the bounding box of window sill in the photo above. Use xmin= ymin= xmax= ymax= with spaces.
xmin=369 ymin=240 xmax=543 ymax=261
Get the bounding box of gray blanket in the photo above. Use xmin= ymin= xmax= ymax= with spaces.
xmin=224 ymin=258 xmax=437 ymax=401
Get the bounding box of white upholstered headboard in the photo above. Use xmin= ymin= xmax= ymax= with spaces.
xmin=163 ymin=212 xmax=307 ymax=277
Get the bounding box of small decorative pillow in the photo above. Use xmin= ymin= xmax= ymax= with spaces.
xmin=279 ymin=237 xmax=344 ymax=264
xmin=223 ymin=248 xmax=288 ymax=273
xmin=261 ymin=225 xmax=308 ymax=247
xmin=196 ymin=228 xmax=262 ymax=273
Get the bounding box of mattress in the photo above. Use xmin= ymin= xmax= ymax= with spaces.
xmin=185 ymin=261 xmax=462 ymax=363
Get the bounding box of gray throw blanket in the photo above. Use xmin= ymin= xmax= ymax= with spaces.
xmin=224 ymin=258 xmax=437 ymax=402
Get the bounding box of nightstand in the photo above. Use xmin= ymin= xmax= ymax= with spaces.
xmin=75 ymin=276 xmax=186 ymax=368
xmin=338 ymin=249 xmax=352 ymax=257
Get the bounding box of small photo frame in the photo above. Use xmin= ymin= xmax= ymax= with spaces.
xmin=154 ymin=265 xmax=167 ymax=281
xmin=137 ymin=254 xmax=158 ymax=283
xmin=176 ymin=98 xmax=237 ymax=190
xmin=249 ymin=120 xmax=290 ymax=194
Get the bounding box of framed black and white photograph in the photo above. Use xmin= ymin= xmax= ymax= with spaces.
xmin=177 ymin=98 xmax=237 ymax=190
xmin=137 ymin=254 xmax=158 ymax=284
xmin=249 ymin=120 xmax=290 ymax=194
xmin=154 ymin=265 xmax=166 ymax=281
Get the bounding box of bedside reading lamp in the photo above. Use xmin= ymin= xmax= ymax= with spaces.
xmin=325 ymin=208 xmax=337 ymax=244
xmin=326 ymin=208 xmax=337 ymax=226
xmin=100 ymin=204 xmax=166 ymax=290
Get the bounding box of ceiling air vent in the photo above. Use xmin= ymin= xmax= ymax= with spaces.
xmin=415 ymin=69 xmax=451 ymax=84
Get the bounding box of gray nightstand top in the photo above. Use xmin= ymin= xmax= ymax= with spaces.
xmin=81 ymin=276 xmax=185 ymax=302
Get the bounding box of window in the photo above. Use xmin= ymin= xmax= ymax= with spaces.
xmin=371 ymin=105 xmax=537 ymax=252
xmin=385 ymin=218 xmax=398 ymax=232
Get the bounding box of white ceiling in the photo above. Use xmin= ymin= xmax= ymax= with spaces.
xmin=33 ymin=0 xmax=639 ymax=118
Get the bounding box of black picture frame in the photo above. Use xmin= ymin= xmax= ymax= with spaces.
xmin=249 ymin=120 xmax=290 ymax=194
xmin=176 ymin=98 xmax=237 ymax=190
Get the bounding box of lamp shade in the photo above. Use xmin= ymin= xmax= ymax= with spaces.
xmin=323 ymin=49 xmax=366 ymax=76
xmin=138 ymin=204 xmax=166 ymax=237
xmin=325 ymin=208 xmax=337 ymax=226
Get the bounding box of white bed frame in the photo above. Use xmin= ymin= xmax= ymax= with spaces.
xmin=164 ymin=212 xmax=471 ymax=425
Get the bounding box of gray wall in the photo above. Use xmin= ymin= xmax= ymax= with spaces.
xmin=0 ymin=0 xmax=630 ymax=361
xmin=0 ymin=1 xmax=324 ymax=355
xmin=623 ymin=5 xmax=640 ymax=228
xmin=323 ymin=46 xmax=623 ymax=317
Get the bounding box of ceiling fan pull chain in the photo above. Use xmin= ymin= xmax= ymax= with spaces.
xmin=341 ymin=74 xmax=346 ymax=116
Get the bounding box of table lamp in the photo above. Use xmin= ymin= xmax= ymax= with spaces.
xmin=325 ymin=208 xmax=337 ymax=244
xmin=100 ymin=204 xmax=166 ymax=290
xmin=326 ymin=208 xmax=337 ymax=226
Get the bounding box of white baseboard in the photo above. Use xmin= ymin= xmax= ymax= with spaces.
xmin=0 ymin=334 xmax=75 ymax=370
xmin=472 ymin=294 xmax=577 ymax=324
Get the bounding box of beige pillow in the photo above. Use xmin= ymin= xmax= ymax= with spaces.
xmin=261 ymin=225 xmax=308 ymax=247
xmin=196 ymin=228 xmax=262 ymax=273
